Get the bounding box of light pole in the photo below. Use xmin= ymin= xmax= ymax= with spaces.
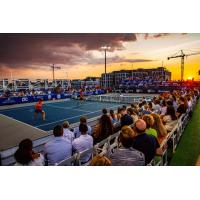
xmin=101 ymin=45 xmax=111 ymax=89
xmin=50 ymin=64 xmax=61 ymax=88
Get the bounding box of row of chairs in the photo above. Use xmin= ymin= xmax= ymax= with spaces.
xmin=57 ymin=131 xmax=120 ymax=166
xmin=57 ymin=98 xmax=197 ymax=166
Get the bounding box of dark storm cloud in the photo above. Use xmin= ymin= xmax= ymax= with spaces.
xmin=143 ymin=33 xmax=171 ymax=40
xmin=143 ymin=33 xmax=187 ymax=40
xmin=111 ymin=56 xmax=154 ymax=63
xmin=0 ymin=33 xmax=137 ymax=69
xmin=88 ymin=55 xmax=154 ymax=65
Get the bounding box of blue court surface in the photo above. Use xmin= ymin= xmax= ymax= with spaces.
xmin=0 ymin=99 xmax=123 ymax=131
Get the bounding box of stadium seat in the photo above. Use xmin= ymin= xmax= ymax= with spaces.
xmin=57 ymin=153 xmax=78 ymax=166
xmin=76 ymin=147 xmax=95 ymax=166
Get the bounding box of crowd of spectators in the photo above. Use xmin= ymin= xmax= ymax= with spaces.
xmin=14 ymin=89 xmax=199 ymax=166
xmin=0 ymin=87 xmax=104 ymax=99
xmin=119 ymin=78 xmax=200 ymax=89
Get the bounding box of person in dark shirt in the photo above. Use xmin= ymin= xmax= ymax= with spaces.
xmin=120 ymin=107 xmax=133 ymax=128
xmin=176 ymin=97 xmax=188 ymax=118
xmin=110 ymin=126 xmax=145 ymax=166
xmin=132 ymin=119 xmax=163 ymax=165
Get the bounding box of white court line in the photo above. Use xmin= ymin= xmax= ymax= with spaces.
xmin=36 ymin=104 xmax=121 ymax=128
xmin=0 ymin=114 xmax=47 ymax=134
xmin=0 ymin=101 xmax=96 ymax=112
xmin=45 ymin=102 xmax=97 ymax=113
xmin=0 ymin=105 xmax=34 ymax=112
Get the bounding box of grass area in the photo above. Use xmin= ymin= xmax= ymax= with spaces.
xmin=170 ymin=99 xmax=200 ymax=166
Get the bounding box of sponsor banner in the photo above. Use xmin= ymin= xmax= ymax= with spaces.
xmin=0 ymin=93 xmax=72 ymax=106
xmin=0 ymin=91 xmax=103 ymax=106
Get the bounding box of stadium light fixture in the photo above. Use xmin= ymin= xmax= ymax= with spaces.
xmin=101 ymin=45 xmax=111 ymax=88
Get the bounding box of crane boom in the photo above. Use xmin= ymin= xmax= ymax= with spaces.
xmin=168 ymin=55 xmax=184 ymax=59
xmin=167 ymin=50 xmax=200 ymax=81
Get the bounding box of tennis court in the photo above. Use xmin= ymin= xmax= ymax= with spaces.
xmin=0 ymin=99 xmax=124 ymax=131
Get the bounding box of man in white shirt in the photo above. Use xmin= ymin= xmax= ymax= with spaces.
xmin=63 ymin=121 xmax=75 ymax=143
xmin=72 ymin=123 xmax=93 ymax=164
xmin=74 ymin=116 xmax=92 ymax=138
xmin=44 ymin=125 xmax=72 ymax=165
xmin=152 ymin=99 xmax=161 ymax=114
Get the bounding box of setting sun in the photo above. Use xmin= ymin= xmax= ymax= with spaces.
xmin=187 ymin=76 xmax=193 ymax=80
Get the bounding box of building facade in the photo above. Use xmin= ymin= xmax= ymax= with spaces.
xmin=100 ymin=67 xmax=171 ymax=88
xmin=71 ymin=77 xmax=100 ymax=89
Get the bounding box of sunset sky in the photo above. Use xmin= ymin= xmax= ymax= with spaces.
xmin=0 ymin=33 xmax=200 ymax=81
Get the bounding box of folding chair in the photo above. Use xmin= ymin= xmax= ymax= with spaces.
xmin=76 ymin=147 xmax=95 ymax=166
xmin=57 ymin=153 xmax=78 ymax=166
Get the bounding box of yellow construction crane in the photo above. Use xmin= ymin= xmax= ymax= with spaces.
xmin=168 ymin=50 xmax=200 ymax=81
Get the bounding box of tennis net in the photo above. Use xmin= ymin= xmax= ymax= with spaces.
xmin=86 ymin=94 xmax=153 ymax=104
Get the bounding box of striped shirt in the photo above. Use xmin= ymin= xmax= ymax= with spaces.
xmin=110 ymin=147 xmax=145 ymax=166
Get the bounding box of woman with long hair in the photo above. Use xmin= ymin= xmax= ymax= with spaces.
xmin=14 ymin=139 xmax=44 ymax=166
xmin=127 ymin=107 xmax=139 ymax=124
xmin=176 ymin=96 xmax=188 ymax=118
xmin=93 ymin=114 xmax=114 ymax=144
xmin=151 ymin=113 xmax=167 ymax=137
xmin=142 ymin=114 xmax=157 ymax=138
xmin=162 ymin=105 xmax=178 ymax=132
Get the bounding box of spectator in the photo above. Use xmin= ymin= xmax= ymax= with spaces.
xmin=117 ymin=107 xmax=123 ymax=121
xmin=131 ymin=103 xmax=138 ymax=109
xmin=142 ymin=114 xmax=157 ymax=138
xmin=44 ymin=125 xmax=72 ymax=165
xmin=160 ymin=100 xmax=167 ymax=115
xmin=152 ymin=99 xmax=161 ymax=114
xmin=176 ymin=96 xmax=188 ymax=118
xmin=148 ymin=101 xmax=154 ymax=113
xmin=93 ymin=114 xmax=114 ymax=144
xmin=120 ymin=107 xmax=133 ymax=128
xmin=72 ymin=124 xmax=93 ymax=164
xmin=132 ymin=119 xmax=163 ymax=165
xmin=74 ymin=116 xmax=92 ymax=138
xmin=127 ymin=107 xmax=138 ymax=124
xmin=109 ymin=109 xmax=118 ymax=124
xmin=110 ymin=126 xmax=145 ymax=166
xmin=172 ymin=95 xmax=178 ymax=111
xmin=63 ymin=121 xmax=75 ymax=143
xmin=151 ymin=113 xmax=167 ymax=137
xmin=102 ymin=108 xmax=108 ymax=115
xmin=141 ymin=104 xmax=151 ymax=115
xmin=122 ymin=105 xmax=127 ymax=111
xmin=162 ymin=106 xmax=178 ymax=132
xmin=186 ymin=95 xmax=193 ymax=109
xmin=90 ymin=155 xmax=111 ymax=166
xmin=14 ymin=139 xmax=44 ymax=166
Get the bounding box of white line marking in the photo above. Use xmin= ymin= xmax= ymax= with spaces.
xmin=45 ymin=102 xmax=95 ymax=113
xmin=0 ymin=105 xmax=33 ymax=112
xmin=0 ymin=101 xmax=96 ymax=112
xmin=36 ymin=104 xmax=121 ymax=128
